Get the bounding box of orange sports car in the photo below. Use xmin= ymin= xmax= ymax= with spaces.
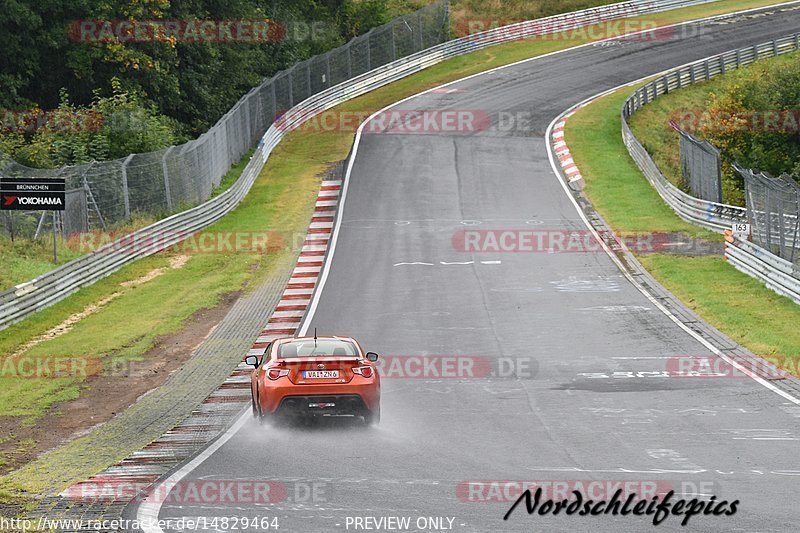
xmin=246 ymin=336 xmax=381 ymax=425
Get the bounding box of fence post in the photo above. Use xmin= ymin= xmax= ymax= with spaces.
xmin=80 ymin=160 xmax=105 ymax=231
xmin=271 ymin=80 xmax=277 ymax=121
xmin=121 ymin=154 xmax=134 ymax=220
xmin=753 ymin=44 xmax=759 ymax=60
xmin=720 ymin=55 xmax=726 ymax=75
xmin=288 ymin=68 xmax=294 ymax=106
xmin=773 ymin=39 xmax=779 ymax=56
xmin=326 ymin=52 xmax=331 ymax=87
xmin=162 ymin=146 xmax=175 ymax=211
xmin=391 ymin=22 xmax=397 ymax=61
xmin=367 ymin=32 xmax=373 ymax=70
xmin=306 ymin=61 xmax=312 ymax=97
xmin=795 ymin=33 xmax=800 ymax=51
xmin=704 ymin=59 xmax=710 ymax=80
xmin=735 ymin=48 xmax=741 ymax=67
xmin=417 ymin=10 xmax=424 ymax=50
xmin=347 ymin=42 xmax=352 ymax=78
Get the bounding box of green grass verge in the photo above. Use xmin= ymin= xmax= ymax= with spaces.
xmin=0 ymin=0 xmax=790 ymax=502
xmin=566 ymin=78 xmax=800 ymax=375
xmin=638 ymin=255 xmax=800 ymax=365
xmin=567 ymin=89 xmax=716 ymax=236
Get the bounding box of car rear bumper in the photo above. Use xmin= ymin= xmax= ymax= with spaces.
xmin=276 ymin=394 xmax=370 ymax=416
xmin=260 ymin=381 xmax=380 ymax=415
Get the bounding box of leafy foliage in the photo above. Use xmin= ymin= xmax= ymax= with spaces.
xmin=0 ymin=0 xmax=408 ymax=169
xmin=1 ymin=80 xmax=180 ymax=167
xmin=699 ymin=54 xmax=800 ymax=184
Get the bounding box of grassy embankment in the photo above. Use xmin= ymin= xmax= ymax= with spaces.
xmin=566 ymin=69 xmax=800 ymax=376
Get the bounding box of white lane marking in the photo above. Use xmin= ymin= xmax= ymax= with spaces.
xmin=137 ymin=3 xmax=800 ymax=528
xmin=550 ymin=276 xmax=621 ymax=293
xmin=137 ymin=415 xmax=250 ymax=532
xmin=582 ymin=305 xmax=651 ymax=312
xmin=393 ymin=260 xmax=503 ymax=266
xmin=612 ymin=356 xmax=672 ymax=360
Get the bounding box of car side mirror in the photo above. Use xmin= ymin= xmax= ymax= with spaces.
xmin=366 ymin=352 xmax=379 ymax=362
xmin=245 ymin=355 xmax=259 ymax=367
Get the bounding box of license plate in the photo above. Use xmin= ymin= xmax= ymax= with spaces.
xmin=303 ymin=370 xmax=339 ymax=379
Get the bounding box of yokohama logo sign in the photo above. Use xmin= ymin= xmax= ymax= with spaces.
xmin=1 ymin=178 xmax=66 ymax=211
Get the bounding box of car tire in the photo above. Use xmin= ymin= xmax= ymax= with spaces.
xmin=364 ymin=406 xmax=381 ymax=426
xmin=251 ymin=397 xmax=260 ymax=419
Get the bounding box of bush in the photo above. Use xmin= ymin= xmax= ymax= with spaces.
xmin=700 ymin=54 xmax=800 ymax=183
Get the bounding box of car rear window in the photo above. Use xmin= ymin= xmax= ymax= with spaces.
xmin=278 ymin=339 xmax=358 ymax=358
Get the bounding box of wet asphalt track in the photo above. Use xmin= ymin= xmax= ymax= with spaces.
xmin=131 ymin=5 xmax=800 ymax=532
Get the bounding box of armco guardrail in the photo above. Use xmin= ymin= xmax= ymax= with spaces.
xmin=725 ymin=230 xmax=800 ymax=304
xmin=0 ymin=0 xmax=724 ymax=330
xmin=622 ymin=32 xmax=800 ymax=302
xmin=622 ymin=32 xmax=800 ymax=231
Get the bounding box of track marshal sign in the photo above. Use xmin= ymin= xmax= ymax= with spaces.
xmin=0 ymin=177 xmax=66 ymax=211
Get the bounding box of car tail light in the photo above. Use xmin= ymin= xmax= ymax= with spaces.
xmin=353 ymin=366 xmax=373 ymax=378
xmin=267 ymin=368 xmax=290 ymax=380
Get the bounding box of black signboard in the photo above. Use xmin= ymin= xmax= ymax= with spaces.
xmin=0 ymin=177 xmax=66 ymax=211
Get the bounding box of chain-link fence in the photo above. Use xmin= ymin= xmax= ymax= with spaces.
xmin=0 ymin=0 xmax=450 ymax=241
xmin=672 ymin=123 xmax=723 ymax=203
xmin=737 ymin=166 xmax=800 ymax=265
